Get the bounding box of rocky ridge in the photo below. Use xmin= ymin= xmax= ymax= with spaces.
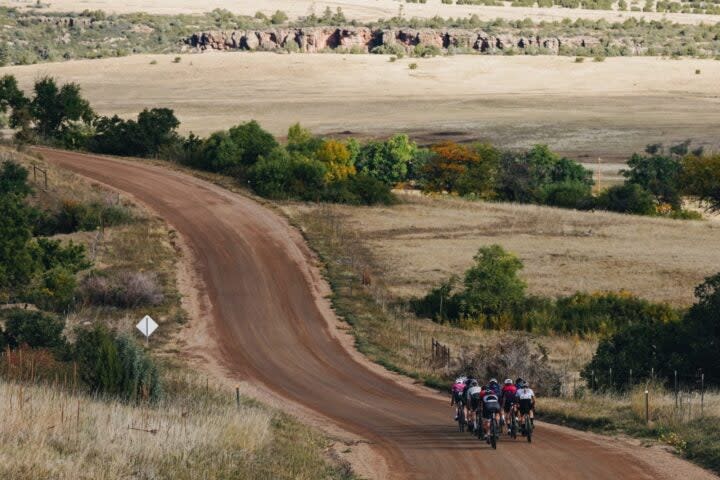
xmin=185 ymin=26 xmax=647 ymax=55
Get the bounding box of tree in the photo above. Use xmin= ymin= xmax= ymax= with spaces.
xmin=0 ymin=160 xmax=32 ymax=197
xmin=355 ymin=134 xmax=417 ymax=185
xmin=136 ymin=108 xmax=180 ymax=157
xmin=227 ymin=120 xmax=278 ymax=169
xmin=0 ymin=187 xmax=36 ymax=295
xmin=4 ymin=309 xmax=66 ymax=350
xmin=455 ymin=143 xmax=500 ymax=198
xmin=249 ymin=149 xmax=326 ymax=201
xmin=595 ymin=183 xmax=655 ymax=215
xmin=199 ymin=131 xmax=244 ymax=172
xmin=270 ymin=9 xmax=288 ymax=24
xmin=681 ymin=154 xmax=720 ymax=212
xmin=422 ymin=141 xmax=480 ymax=193
xmin=622 ymin=153 xmax=682 ymax=208
xmin=29 ymin=77 xmax=93 ymax=139
xmin=496 ymin=145 xmax=592 ymax=203
xmin=74 ymin=325 xmax=122 ymax=395
xmin=315 ymin=139 xmax=355 ymax=183
xmin=0 ymin=75 xmax=28 ymax=115
xmin=540 ymin=180 xmax=593 ymax=209
xmin=461 ymin=245 xmax=526 ymax=319
xmin=286 ymin=123 xmax=322 ymax=156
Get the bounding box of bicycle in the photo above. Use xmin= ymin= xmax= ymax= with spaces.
xmin=524 ymin=414 xmax=533 ymax=443
xmin=509 ymin=410 xmax=519 ymax=440
xmin=457 ymin=406 xmax=466 ymax=432
xmin=488 ymin=415 xmax=500 ymax=449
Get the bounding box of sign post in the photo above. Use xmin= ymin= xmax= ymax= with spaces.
xmin=136 ymin=315 xmax=158 ymax=347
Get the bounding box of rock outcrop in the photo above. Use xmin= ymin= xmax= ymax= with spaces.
xmin=185 ymin=27 xmax=647 ymax=55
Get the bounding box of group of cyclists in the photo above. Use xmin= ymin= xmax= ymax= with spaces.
xmin=451 ymin=375 xmax=535 ymax=445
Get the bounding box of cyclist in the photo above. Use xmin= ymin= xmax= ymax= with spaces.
xmin=487 ymin=378 xmax=501 ymax=396
xmin=500 ymin=378 xmax=518 ymax=434
xmin=451 ymin=376 xmax=466 ymax=421
xmin=461 ymin=375 xmax=475 ymax=426
xmin=480 ymin=384 xmax=502 ymax=442
xmin=465 ymin=379 xmax=482 ymax=433
xmin=516 ymin=381 xmax=536 ymax=434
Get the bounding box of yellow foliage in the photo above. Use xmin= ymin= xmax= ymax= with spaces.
xmin=315 ymin=139 xmax=355 ymax=183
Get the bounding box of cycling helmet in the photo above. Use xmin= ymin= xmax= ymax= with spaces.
xmin=520 ymin=381 xmax=529 ymax=388
xmin=489 ymin=378 xmax=498 ymax=384
xmin=515 ymin=377 xmax=524 ymax=385
xmin=470 ymin=379 xmax=479 ymax=386
xmin=504 ymin=378 xmax=513 ymax=385
xmin=455 ymin=376 xmax=466 ymax=384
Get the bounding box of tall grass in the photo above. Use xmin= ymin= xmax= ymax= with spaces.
xmin=541 ymin=385 xmax=720 ymax=473
xmin=0 ymin=375 xmax=353 ymax=479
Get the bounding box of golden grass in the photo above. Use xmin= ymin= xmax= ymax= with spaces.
xmin=284 ymin=202 xmax=597 ymax=386
xmin=0 ymin=375 xmax=350 ymax=480
xmin=286 ymin=193 xmax=720 ymax=307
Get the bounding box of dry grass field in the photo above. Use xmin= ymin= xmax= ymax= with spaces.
xmin=0 ymin=375 xmax=349 ymax=480
xmin=284 ymin=194 xmax=720 ymax=307
xmin=5 ymin=0 xmax=720 ymax=25
xmin=3 ymin=54 xmax=720 ymax=163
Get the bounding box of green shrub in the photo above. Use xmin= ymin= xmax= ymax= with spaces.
xmin=37 ymin=199 xmax=133 ymax=234
xmin=410 ymin=276 xmax=462 ymax=323
xmin=540 ymin=180 xmax=594 ymax=209
xmin=35 ymin=237 xmax=91 ymax=273
xmin=28 ymin=266 xmax=77 ymax=311
xmin=115 ymin=333 xmax=163 ymax=402
xmin=322 ymin=174 xmax=395 ymax=205
xmin=409 ymin=62 xmax=418 ymax=70
xmin=596 ymin=183 xmax=656 ymax=215
xmin=74 ymin=324 xmax=162 ymax=401
xmin=249 ymin=149 xmax=326 ymax=201
xmin=3 ymin=308 xmax=66 ymax=351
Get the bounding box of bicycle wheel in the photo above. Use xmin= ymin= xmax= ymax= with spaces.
xmin=525 ymin=416 xmax=532 ymax=443
xmin=510 ymin=415 xmax=518 ymax=439
xmin=458 ymin=408 xmax=465 ymax=433
xmin=490 ymin=418 xmax=497 ymax=449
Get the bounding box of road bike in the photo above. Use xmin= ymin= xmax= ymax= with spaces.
xmin=488 ymin=415 xmax=500 ymax=449
xmin=457 ymin=406 xmax=466 ymax=432
xmin=524 ymin=414 xmax=534 ymax=443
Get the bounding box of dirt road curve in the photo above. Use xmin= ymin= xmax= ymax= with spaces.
xmin=40 ymin=148 xmax=717 ymax=480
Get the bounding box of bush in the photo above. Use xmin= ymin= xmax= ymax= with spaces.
xmin=583 ymin=273 xmax=720 ymax=391
xmin=596 ymin=183 xmax=656 ymax=215
xmin=38 ymin=199 xmax=133 ymax=234
xmin=410 ymin=276 xmax=462 ymax=322
xmin=455 ymin=337 xmax=562 ymax=396
xmin=249 ymin=149 xmax=326 ymax=201
xmin=28 ymin=266 xmax=78 ymax=312
xmin=414 ymin=245 xmax=527 ymax=325
xmin=540 ymin=180 xmax=594 ymax=209
xmin=115 ymin=333 xmax=163 ymax=402
xmin=80 ymin=270 xmax=164 ymax=308
xmin=74 ymin=324 xmax=162 ymax=401
xmin=2 ymin=308 xmax=66 ymax=351
xmin=322 ymin=174 xmax=395 ymax=206
xmin=354 ymin=134 xmax=418 ymax=185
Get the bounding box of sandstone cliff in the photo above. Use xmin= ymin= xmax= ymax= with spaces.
xmin=185 ymin=26 xmax=645 ymax=55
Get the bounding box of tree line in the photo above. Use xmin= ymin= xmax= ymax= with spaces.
xmin=2 ymin=74 xmax=719 ymax=214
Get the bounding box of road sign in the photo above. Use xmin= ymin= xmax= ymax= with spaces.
xmin=136 ymin=315 xmax=158 ymax=345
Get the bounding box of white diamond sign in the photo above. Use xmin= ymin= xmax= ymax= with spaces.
xmin=136 ymin=315 xmax=158 ymax=340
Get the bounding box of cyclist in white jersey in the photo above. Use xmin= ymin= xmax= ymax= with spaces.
xmin=515 ymin=381 xmax=535 ymax=431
